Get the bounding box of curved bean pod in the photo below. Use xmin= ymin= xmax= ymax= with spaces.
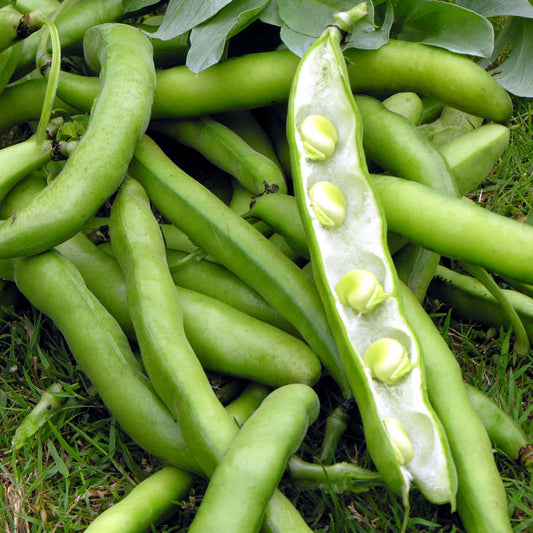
xmin=0 ymin=23 xmax=155 ymax=259
xmin=53 ymin=40 xmax=512 ymax=122
xmin=130 ymin=134 xmax=350 ymax=398
xmin=463 ymin=382 xmax=531 ymax=467
xmin=84 ymin=466 xmax=193 ymax=533
xmin=400 ymin=283 xmax=513 ymax=533
xmin=109 ymin=176 xmax=313 ymax=533
xmin=150 ymin=117 xmax=288 ymax=195
xmin=188 ymin=384 xmax=320 ymax=533
xmin=287 ymin=7 xmax=456 ymax=505
xmin=13 ymin=249 xmax=200 ymax=474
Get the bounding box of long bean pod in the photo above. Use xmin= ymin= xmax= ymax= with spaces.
xmin=130 ymin=134 xmax=351 ymax=397
xmin=287 ymin=4 xmax=456 ymax=508
xmin=53 ymin=40 xmax=512 ymax=122
xmin=0 ymin=22 xmax=155 ymax=258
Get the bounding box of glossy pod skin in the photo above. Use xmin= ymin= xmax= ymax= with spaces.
xmin=109 ymin=176 xmax=239 ymax=477
xmin=0 ymin=137 xmax=55 ymax=202
xmin=84 ymin=466 xmax=194 ymax=533
xmin=13 ymin=249 xmax=201 ymax=474
xmin=0 ymin=23 xmax=155 ymax=259
xmin=83 ymin=383 xmax=272 ymax=533
xmin=150 ymin=117 xmax=288 ymax=195
xmin=166 ymin=248 xmax=299 ymax=336
xmin=52 ymin=40 xmax=512 ymax=123
xmin=130 ymin=134 xmax=350 ymax=398
xmin=0 ymin=78 xmax=79 ymax=134
xmin=188 ymin=384 xmax=320 ymax=533
xmin=355 ymin=94 xmax=458 ymax=197
xmin=372 ymin=174 xmax=533 ymax=284
xmin=109 ymin=176 xmax=314 ymax=533
xmin=287 ymin=7 xmax=456 ymax=507
xmin=55 ymin=231 xmax=321 ymax=388
xmin=400 ymin=284 xmax=513 ymax=533
xmin=463 ymin=382 xmax=531 ymax=466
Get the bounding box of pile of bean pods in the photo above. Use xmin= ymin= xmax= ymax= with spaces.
xmin=1 ymin=1 xmax=532 ymax=532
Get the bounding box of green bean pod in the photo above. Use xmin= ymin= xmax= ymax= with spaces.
xmin=463 ymin=382 xmax=531 ymax=467
xmin=84 ymin=466 xmax=193 ymax=533
xmin=188 ymin=384 xmax=320 ymax=533
xmin=439 ymin=123 xmax=510 ymax=194
xmin=55 ymin=231 xmax=320 ymax=388
xmin=109 ymin=176 xmax=314 ymax=533
xmin=166 ymin=248 xmax=299 ymax=335
xmin=355 ymin=94 xmax=458 ymax=197
xmin=13 ymin=0 xmax=59 ymax=17
xmin=14 ymin=0 xmax=125 ymax=79
xmin=400 ymin=283 xmax=513 ymax=533
xmin=0 ymin=136 xmax=55 ymax=202
xmin=287 ymin=6 xmax=457 ymax=506
xmin=13 ymin=249 xmax=200 ymax=474
xmin=0 ymin=77 xmax=79 ymax=134
xmin=382 ymin=92 xmax=424 ymax=125
xmin=0 ymin=23 xmax=155 ymax=258
xmin=150 ymin=117 xmax=288 ymax=195
xmin=129 ymin=134 xmax=351 ymax=398
xmin=429 ymin=264 xmax=533 ymax=342
xmin=372 ymin=175 xmax=533 ymax=284
xmin=53 ymin=38 xmax=512 ymax=122
xmin=109 ymin=176 xmax=237 ymax=477
xmin=245 ymin=193 xmax=309 ymax=259
xmin=0 ymin=8 xmax=44 ymax=54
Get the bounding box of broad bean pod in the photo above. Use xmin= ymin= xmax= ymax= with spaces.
xmin=166 ymin=248 xmax=298 ymax=335
xmin=287 ymin=5 xmax=456 ymax=507
xmin=13 ymin=0 xmax=124 ymax=78
xmin=55 ymin=225 xmax=321 ymax=388
xmin=150 ymin=117 xmax=288 ymax=195
xmin=13 ymin=249 xmax=200 ymax=473
xmin=372 ymin=174 xmax=533 ymax=284
xmin=0 ymin=23 xmax=155 ymax=259
xmin=188 ymin=384 xmax=320 ymax=533
xmin=109 ymin=176 xmax=314 ymax=533
xmin=463 ymin=382 xmax=532 ymax=468
xmin=52 ymin=40 xmax=512 ymax=122
xmin=0 ymin=7 xmax=44 ymax=54
xmin=129 ymin=134 xmax=351 ymax=397
xmin=400 ymin=283 xmax=513 ymax=533
xmin=429 ymin=264 xmax=533 ymax=343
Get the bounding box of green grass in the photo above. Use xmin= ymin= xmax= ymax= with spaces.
xmin=0 ymin=84 xmax=532 ymax=533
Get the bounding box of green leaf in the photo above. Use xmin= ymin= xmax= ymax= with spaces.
xmin=278 ymin=0 xmax=356 ymax=37
xmin=397 ymin=1 xmax=494 ymax=57
xmin=345 ymin=1 xmax=394 ymax=50
xmin=278 ymin=0 xmax=387 ymax=54
xmin=279 ymin=23 xmax=317 ymax=57
xmin=456 ymin=0 xmax=533 ymax=18
xmin=259 ymin=0 xmax=283 ymax=26
xmin=487 ymin=17 xmax=533 ymax=97
xmin=122 ymin=0 xmax=161 ymax=13
xmin=187 ymin=0 xmax=270 ymax=73
xmin=149 ymin=0 xmax=234 ymax=40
